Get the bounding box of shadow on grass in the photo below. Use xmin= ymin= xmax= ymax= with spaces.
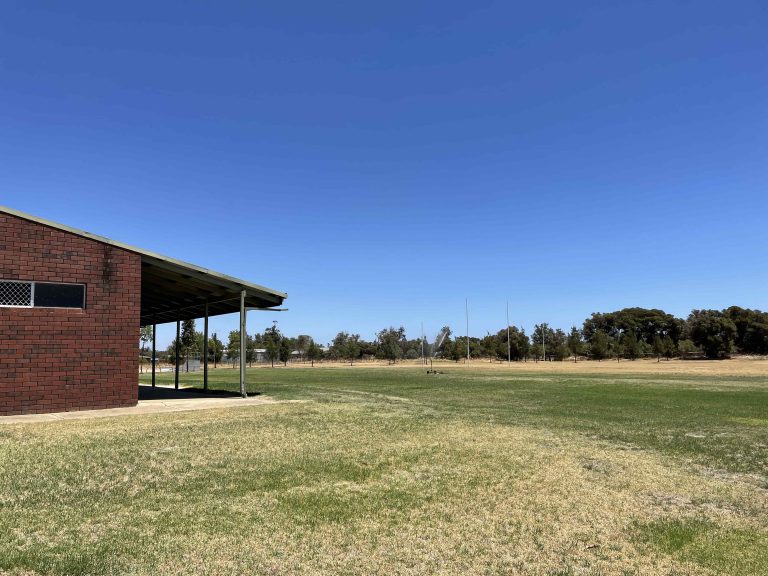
xmin=138 ymin=384 xmax=261 ymax=400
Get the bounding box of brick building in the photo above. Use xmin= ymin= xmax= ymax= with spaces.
xmin=0 ymin=206 xmax=286 ymax=416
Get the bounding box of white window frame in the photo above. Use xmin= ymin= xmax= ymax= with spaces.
xmin=0 ymin=279 xmax=33 ymax=308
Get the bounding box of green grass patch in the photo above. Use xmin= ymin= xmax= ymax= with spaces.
xmin=0 ymin=366 xmax=766 ymax=574
xmin=148 ymin=366 xmax=768 ymax=475
xmin=634 ymin=517 xmax=768 ymax=575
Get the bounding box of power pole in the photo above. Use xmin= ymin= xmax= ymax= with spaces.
xmin=542 ymin=322 xmax=546 ymax=362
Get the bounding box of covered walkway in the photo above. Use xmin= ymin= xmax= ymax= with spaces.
xmin=0 ymin=206 xmax=287 ymax=402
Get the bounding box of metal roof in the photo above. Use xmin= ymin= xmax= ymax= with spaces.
xmin=0 ymin=205 xmax=287 ymax=325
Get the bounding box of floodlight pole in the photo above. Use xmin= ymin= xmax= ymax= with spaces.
xmin=465 ymin=298 xmax=470 ymax=362
xmin=151 ymin=322 xmax=156 ymax=388
xmin=240 ymin=290 xmax=247 ymax=398
xmin=203 ymin=302 xmax=209 ymax=392
xmin=542 ymin=323 xmax=546 ymax=363
xmin=174 ymin=317 xmax=180 ymax=389
xmin=506 ymin=301 xmax=511 ymax=364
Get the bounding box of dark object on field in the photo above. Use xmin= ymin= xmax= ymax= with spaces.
xmin=680 ymin=351 xmax=715 ymax=360
xmin=427 ymin=369 xmax=442 ymax=374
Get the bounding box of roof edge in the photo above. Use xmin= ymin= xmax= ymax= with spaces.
xmin=0 ymin=205 xmax=288 ymax=300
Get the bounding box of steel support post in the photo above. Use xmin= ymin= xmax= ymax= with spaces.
xmin=175 ymin=317 xmax=180 ymax=390
xmin=151 ymin=322 xmax=156 ymax=388
xmin=240 ymin=290 xmax=247 ymax=398
xmin=203 ymin=302 xmax=209 ymax=392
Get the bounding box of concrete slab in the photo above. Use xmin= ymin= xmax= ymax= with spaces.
xmin=0 ymin=385 xmax=281 ymax=424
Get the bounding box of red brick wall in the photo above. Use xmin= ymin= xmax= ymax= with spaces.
xmin=0 ymin=213 xmax=140 ymax=415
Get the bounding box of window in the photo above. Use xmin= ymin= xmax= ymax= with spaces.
xmin=0 ymin=280 xmax=85 ymax=309
xmin=0 ymin=281 xmax=32 ymax=306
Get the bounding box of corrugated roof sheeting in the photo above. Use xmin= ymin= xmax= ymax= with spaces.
xmin=0 ymin=206 xmax=287 ymax=325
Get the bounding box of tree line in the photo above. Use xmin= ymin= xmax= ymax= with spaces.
xmin=140 ymin=306 xmax=768 ymax=366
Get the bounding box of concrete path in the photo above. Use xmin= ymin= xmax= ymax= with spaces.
xmin=1 ymin=385 xmax=280 ymax=424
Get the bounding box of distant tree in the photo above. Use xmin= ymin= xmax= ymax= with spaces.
xmin=583 ymin=308 xmax=684 ymax=355
xmin=449 ymin=337 xmax=472 ymax=361
xmin=265 ymin=339 xmax=278 ymax=366
xmin=687 ymin=310 xmax=737 ymax=359
xmin=652 ymin=334 xmax=664 ymax=362
xmin=306 ymin=341 xmax=322 ymax=367
xmin=165 ymin=339 xmax=179 ymax=365
xmin=139 ymin=326 xmax=153 ymax=373
xmin=402 ymin=338 xmax=423 ymax=360
xmin=328 ymin=332 xmax=346 ymax=361
xmin=279 ymin=337 xmax=291 ymax=366
xmin=243 ymin=334 xmax=253 ymax=366
xmin=227 ymin=330 xmax=240 ymax=367
xmin=208 ymin=332 xmax=223 ymax=367
xmin=296 ymin=335 xmax=312 ymax=361
xmin=621 ymin=330 xmax=641 ymax=360
xmin=567 ymin=327 xmax=584 ymax=362
xmin=677 ymin=339 xmax=700 ymax=355
xmin=532 ymin=324 xmax=568 ymax=360
xmin=328 ymin=332 xmax=361 ymax=364
xmin=663 ymin=335 xmax=676 ymax=359
xmin=612 ymin=332 xmax=625 ymax=362
xmin=481 ymin=333 xmax=498 ymax=362
xmin=533 ymin=325 xmax=568 ymax=361
xmin=529 ymin=343 xmax=543 ymax=362
xmin=194 ymin=330 xmax=206 ymax=360
xmin=263 ymin=324 xmax=281 ymax=368
xmin=377 ymin=326 xmax=406 ymax=363
xmin=515 ymin=328 xmax=530 ymax=361
xmin=180 ymin=319 xmax=196 ymax=371
xmin=346 ymin=334 xmax=361 ymax=365
xmin=140 ymin=326 xmax=153 ymax=350
xmin=552 ymin=329 xmax=570 ymax=361
xmin=492 ymin=328 xmax=526 ymax=361
xmin=359 ymin=338 xmax=378 ymax=358
xmin=724 ymin=306 xmax=768 ymax=355
xmin=446 ymin=338 xmax=462 ymax=362
xmin=589 ymin=330 xmax=610 ymax=361
xmin=532 ymin=324 xmax=551 ymax=360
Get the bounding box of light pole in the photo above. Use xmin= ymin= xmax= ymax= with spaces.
xmin=421 ymin=322 xmax=425 ymax=366
xmin=465 ymin=298 xmax=470 ymax=363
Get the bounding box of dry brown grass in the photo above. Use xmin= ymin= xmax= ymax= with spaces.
xmin=275 ymin=356 xmax=768 ymax=377
xmin=7 ymin=404 xmax=762 ymax=575
xmin=3 ymin=365 xmax=767 ymax=575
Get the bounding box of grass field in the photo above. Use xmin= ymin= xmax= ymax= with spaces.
xmin=1 ymin=365 xmax=767 ymax=575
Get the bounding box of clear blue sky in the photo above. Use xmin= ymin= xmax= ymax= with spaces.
xmin=2 ymin=1 xmax=766 ymax=347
